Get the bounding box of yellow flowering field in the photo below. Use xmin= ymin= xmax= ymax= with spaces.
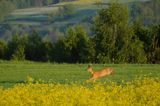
xmin=0 ymin=77 xmax=160 ymax=106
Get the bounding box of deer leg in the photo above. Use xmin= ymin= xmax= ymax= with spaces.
xmin=86 ymin=77 xmax=96 ymax=82
xmin=90 ymin=77 xmax=97 ymax=82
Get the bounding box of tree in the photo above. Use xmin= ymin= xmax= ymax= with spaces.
xmin=58 ymin=4 xmax=75 ymax=19
xmin=53 ymin=37 xmax=70 ymax=62
xmin=149 ymin=25 xmax=160 ymax=63
xmin=53 ymin=25 xmax=95 ymax=63
xmin=42 ymin=0 xmax=53 ymax=5
xmin=65 ymin=25 xmax=95 ymax=63
xmin=132 ymin=20 xmax=160 ymax=63
xmin=0 ymin=39 xmax=7 ymax=59
xmin=93 ymin=2 xmax=146 ymax=63
xmin=25 ymin=30 xmax=44 ymax=61
xmin=130 ymin=0 xmax=160 ymax=25
xmin=42 ymin=39 xmax=54 ymax=61
xmin=7 ymin=34 xmax=28 ymax=60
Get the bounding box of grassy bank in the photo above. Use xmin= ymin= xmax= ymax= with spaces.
xmin=0 ymin=61 xmax=160 ymax=87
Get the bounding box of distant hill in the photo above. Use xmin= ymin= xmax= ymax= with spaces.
xmin=0 ymin=0 xmax=157 ymax=41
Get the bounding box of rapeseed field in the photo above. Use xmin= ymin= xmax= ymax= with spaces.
xmin=0 ymin=77 xmax=159 ymax=106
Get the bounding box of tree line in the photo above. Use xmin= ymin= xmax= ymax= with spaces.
xmin=0 ymin=2 xmax=160 ymax=63
xmin=130 ymin=0 xmax=160 ymax=25
xmin=7 ymin=0 xmax=76 ymax=8
xmin=0 ymin=0 xmax=76 ymax=21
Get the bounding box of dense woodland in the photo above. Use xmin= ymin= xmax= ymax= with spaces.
xmin=0 ymin=0 xmax=160 ymax=63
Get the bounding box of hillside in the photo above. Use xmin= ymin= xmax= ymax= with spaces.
xmin=0 ymin=0 xmax=154 ymax=41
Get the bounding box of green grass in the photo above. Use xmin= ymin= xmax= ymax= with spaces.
xmin=0 ymin=61 xmax=160 ymax=88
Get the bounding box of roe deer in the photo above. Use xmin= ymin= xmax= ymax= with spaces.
xmin=87 ymin=65 xmax=114 ymax=82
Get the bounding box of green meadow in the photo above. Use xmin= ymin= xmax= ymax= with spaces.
xmin=0 ymin=61 xmax=160 ymax=88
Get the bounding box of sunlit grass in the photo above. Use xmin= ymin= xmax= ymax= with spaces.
xmin=12 ymin=6 xmax=59 ymax=15
xmin=0 ymin=61 xmax=160 ymax=87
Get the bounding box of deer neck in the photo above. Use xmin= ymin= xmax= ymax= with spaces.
xmin=90 ymin=69 xmax=94 ymax=75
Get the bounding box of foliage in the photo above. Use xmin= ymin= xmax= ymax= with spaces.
xmin=58 ymin=4 xmax=75 ymax=17
xmin=42 ymin=39 xmax=54 ymax=61
xmin=25 ymin=30 xmax=45 ymax=61
xmin=0 ymin=1 xmax=159 ymax=63
xmin=53 ymin=37 xmax=69 ymax=62
xmin=133 ymin=20 xmax=160 ymax=63
xmin=7 ymin=34 xmax=28 ymax=60
xmin=0 ymin=40 xmax=7 ymax=59
xmin=93 ymin=2 xmax=146 ymax=63
xmin=130 ymin=0 xmax=160 ymax=25
xmin=54 ymin=25 xmax=95 ymax=63
xmin=0 ymin=77 xmax=160 ymax=106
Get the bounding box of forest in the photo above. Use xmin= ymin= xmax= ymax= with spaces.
xmin=0 ymin=0 xmax=160 ymax=63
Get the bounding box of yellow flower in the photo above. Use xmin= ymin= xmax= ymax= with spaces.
xmin=0 ymin=77 xmax=160 ymax=106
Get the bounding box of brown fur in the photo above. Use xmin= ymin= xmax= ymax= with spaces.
xmin=87 ymin=65 xmax=114 ymax=82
